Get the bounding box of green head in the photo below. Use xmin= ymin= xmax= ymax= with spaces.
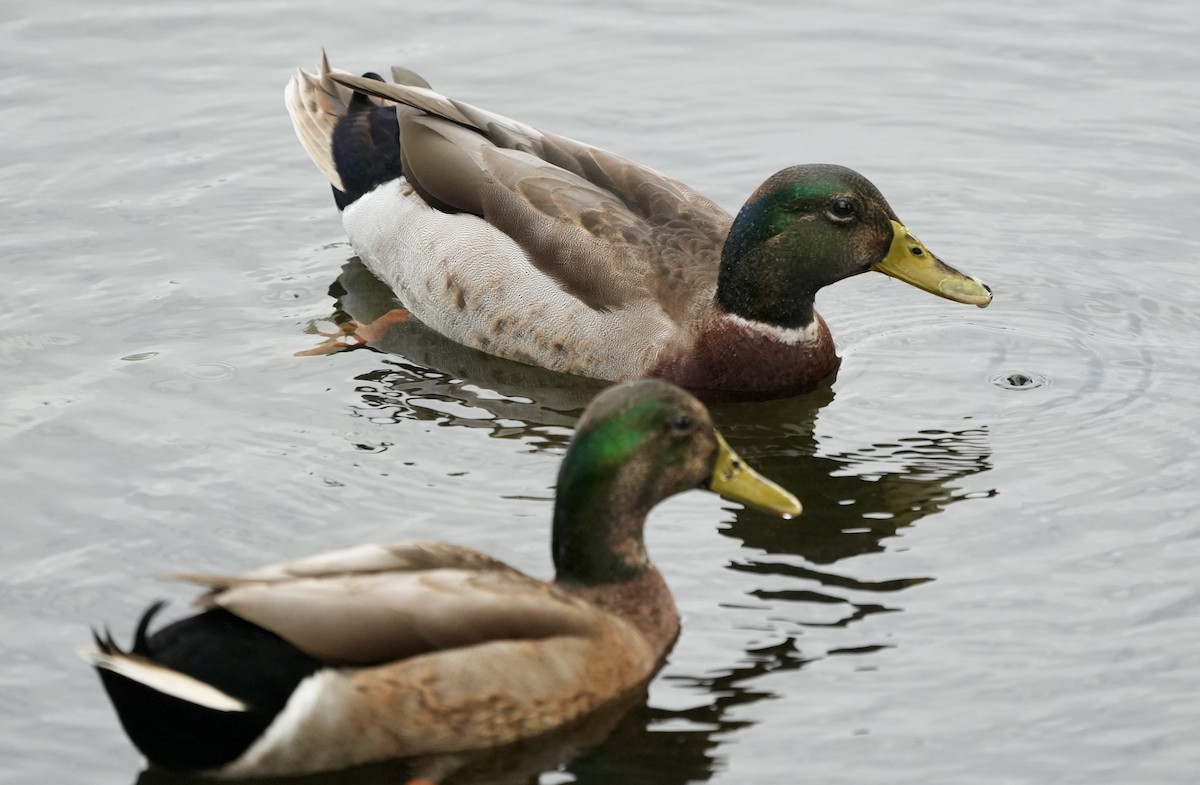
xmin=717 ymin=164 xmax=991 ymax=328
xmin=552 ymin=380 xmax=800 ymax=586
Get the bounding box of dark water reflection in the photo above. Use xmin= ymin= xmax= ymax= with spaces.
xmin=566 ymin=639 xmax=813 ymax=785
xmin=316 ymin=259 xmax=604 ymax=446
xmin=322 ymin=258 xmax=994 ymax=553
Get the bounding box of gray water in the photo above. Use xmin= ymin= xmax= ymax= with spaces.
xmin=3 ymin=1 xmax=1199 ymax=783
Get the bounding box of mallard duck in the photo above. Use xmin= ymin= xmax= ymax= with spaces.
xmin=84 ymin=380 xmax=801 ymax=779
xmin=285 ymin=54 xmax=991 ymax=397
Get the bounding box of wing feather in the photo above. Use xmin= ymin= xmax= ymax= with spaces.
xmin=170 ymin=543 xmax=600 ymax=665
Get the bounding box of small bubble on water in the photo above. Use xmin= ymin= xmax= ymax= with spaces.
xmin=989 ymin=371 xmax=1050 ymax=390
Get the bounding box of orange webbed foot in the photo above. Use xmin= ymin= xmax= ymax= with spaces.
xmin=294 ymin=309 xmax=411 ymax=357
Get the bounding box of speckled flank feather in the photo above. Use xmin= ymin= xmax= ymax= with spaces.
xmin=223 ymin=622 xmax=657 ymax=777
xmin=343 ymin=179 xmax=677 ymax=380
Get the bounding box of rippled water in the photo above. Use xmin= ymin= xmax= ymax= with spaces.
xmin=3 ymin=1 xmax=1198 ymax=783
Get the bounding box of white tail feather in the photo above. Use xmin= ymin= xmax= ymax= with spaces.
xmin=82 ymin=649 xmax=248 ymax=712
xmin=284 ymin=51 xmax=350 ymax=191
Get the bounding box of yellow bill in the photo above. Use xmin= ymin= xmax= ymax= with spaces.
xmin=704 ymin=433 xmax=802 ymax=518
xmin=873 ymin=220 xmax=992 ymax=307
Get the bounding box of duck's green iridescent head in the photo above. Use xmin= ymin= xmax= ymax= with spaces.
xmin=717 ymin=164 xmax=991 ymax=328
xmin=552 ymin=380 xmax=800 ymax=585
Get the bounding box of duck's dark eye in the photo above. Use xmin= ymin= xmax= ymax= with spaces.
xmin=828 ymin=198 xmax=857 ymax=221
xmin=668 ymin=414 xmax=697 ymax=436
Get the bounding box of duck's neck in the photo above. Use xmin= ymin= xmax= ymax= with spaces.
xmin=551 ymin=481 xmax=648 ymax=588
xmin=715 ymin=234 xmax=821 ymax=329
xmin=551 ymin=435 xmax=652 ymax=587
xmin=551 ymin=456 xmax=679 ymax=654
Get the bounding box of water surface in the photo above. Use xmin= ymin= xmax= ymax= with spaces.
xmin=2 ymin=1 xmax=1198 ymax=783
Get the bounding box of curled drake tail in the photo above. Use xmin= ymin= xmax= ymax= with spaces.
xmin=286 ymin=51 xmax=433 ymax=210
xmin=83 ymin=603 xmax=319 ymax=772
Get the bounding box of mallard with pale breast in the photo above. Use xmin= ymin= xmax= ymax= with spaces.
xmin=285 ymin=53 xmax=991 ymax=397
xmin=83 ymin=380 xmax=801 ymax=778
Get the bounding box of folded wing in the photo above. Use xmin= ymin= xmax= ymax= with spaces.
xmin=172 ymin=542 xmax=601 ymax=665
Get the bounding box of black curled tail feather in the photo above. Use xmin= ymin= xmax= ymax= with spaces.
xmin=331 ymin=72 xmax=404 ymax=210
xmin=132 ymin=599 xmax=168 ymax=655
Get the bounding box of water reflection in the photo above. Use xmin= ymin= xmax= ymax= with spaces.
xmin=317 ymin=254 xmax=995 ymax=572
xmin=718 ymin=404 xmax=995 ymax=566
xmin=308 ymin=259 xmax=607 ymax=447
xmin=716 ymin=393 xmax=993 ymax=630
xmin=567 ymin=638 xmax=811 ymax=785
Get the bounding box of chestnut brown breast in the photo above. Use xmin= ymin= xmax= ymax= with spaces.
xmin=651 ymin=313 xmax=838 ymax=398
